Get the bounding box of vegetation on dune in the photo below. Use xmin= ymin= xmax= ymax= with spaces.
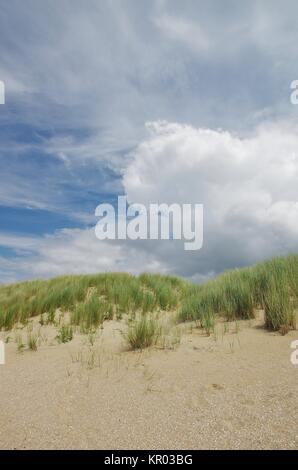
xmin=0 ymin=255 xmax=297 ymax=348
xmin=56 ymin=325 xmax=74 ymax=344
xmin=27 ymin=332 xmax=38 ymax=351
xmin=177 ymin=254 xmax=298 ymax=333
xmin=124 ymin=315 xmax=161 ymax=350
xmin=0 ymin=272 xmax=188 ymax=331
xmin=71 ymin=293 xmax=110 ymax=331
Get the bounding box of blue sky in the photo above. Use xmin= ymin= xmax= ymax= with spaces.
xmin=1 ymin=0 xmax=298 ymax=283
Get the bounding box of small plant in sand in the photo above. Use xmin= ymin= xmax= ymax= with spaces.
xmin=200 ymin=311 xmax=215 ymax=336
xmin=27 ymin=332 xmax=38 ymax=351
xmin=223 ymin=322 xmax=229 ymax=335
xmin=15 ymin=333 xmax=25 ymax=352
xmin=157 ymin=324 xmax=181 ymax=350
xmin=71 ymin=345 xmax=101 ymax=369
xmin=87 ymin=331 xmax=96 ymax=346
xmin=125 ymin=315 xmax=160 ymax=350
xmin=233 ymin=320 xmax=240 ymax=334
xmin=85 ymin=347 xmax=101 ymax=369
xmin=46 ymin=310 xmax=56 ymax=325
xmin=56 ymin=325 xmax=73 ymax=344
xmin=213 ymin=327 xmax=218 ymax=342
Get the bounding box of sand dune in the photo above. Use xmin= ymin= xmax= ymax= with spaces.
xmin=0 ymin=315 xmax=297 ymax=450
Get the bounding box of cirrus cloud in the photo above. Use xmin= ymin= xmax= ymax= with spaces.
xmin=2 ymin=120 xmax=298 ymax=284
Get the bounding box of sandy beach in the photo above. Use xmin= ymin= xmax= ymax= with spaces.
xmin=1 ymin=315 xmax=297 ymax=450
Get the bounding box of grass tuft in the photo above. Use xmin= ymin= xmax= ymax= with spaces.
xmin=56 ymin=325 xmax=73 ymax=344
xmin=27 ymin=333 xmax=38 ymax=351
xmin=124 ymin=315 xmax=160 ymax=350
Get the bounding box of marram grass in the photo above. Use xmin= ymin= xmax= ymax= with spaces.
xmin=0 ymin=273 xmax=188 ymax=330
xmin=124 ymin=315 xmax=161 ymax=350
xmin=177 ymin=254 xmax=298 ymax=332
xmin=0 ymin=255 xmax=297 ymax=337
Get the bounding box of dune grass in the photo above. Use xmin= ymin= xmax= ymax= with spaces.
xmin=27 ymin=332 xmax=38 ymax=351
xmin=56 ymin=325 xmax=73 ymax=344
xmin=0 ymin=272 xmax=188 ymax=331
xmin=177 ymin=254 xmax=298 ymax=332
xmin=0 ymin=255 xmax=297 ymax=341
xmin=124 ymin=315 xmax=161 ymax=350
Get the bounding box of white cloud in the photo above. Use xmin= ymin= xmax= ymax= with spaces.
xmin=122 ymin=120 xmax=298 ymax=275
xmin=2 ymin=1 xmax=298 ymax=282
xmin=0 ymin=228 xmax=169 ymax=284
xmin=2 ymin=120 xmax=298 ymax=283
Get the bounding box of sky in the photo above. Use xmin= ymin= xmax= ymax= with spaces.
xmin=0 ymin=0 xmax=298 ymax=283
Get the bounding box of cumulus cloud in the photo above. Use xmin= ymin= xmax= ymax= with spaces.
xmin=1 ymin=1 xmax=298 ymax=283
xmin=122 ymin=120 xmax=298 ymax=276
xmin=2 ymin=120 xmax=298 ymax=283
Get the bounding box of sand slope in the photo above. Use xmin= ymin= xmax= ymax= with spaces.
xmin=0 ymin=317 xmax=297 ymax=450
